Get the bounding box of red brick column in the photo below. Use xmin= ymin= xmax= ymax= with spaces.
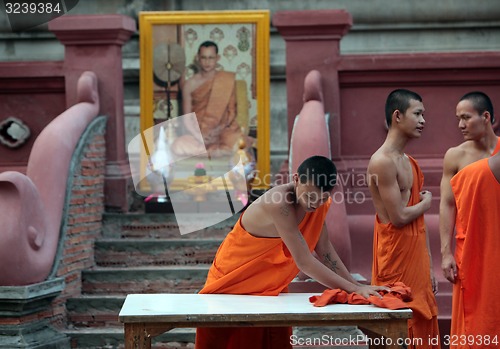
xmin=49 ymin=15 xmax=136 ymax=212
xmin=53 ymin=118 xmax=107 ymax=326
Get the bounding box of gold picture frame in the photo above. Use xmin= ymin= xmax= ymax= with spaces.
xmin=138 ymin=10 xmax=270 ymax=191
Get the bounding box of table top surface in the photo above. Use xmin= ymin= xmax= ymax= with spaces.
xmin=119 ymin=293 xmax=412 ymax=324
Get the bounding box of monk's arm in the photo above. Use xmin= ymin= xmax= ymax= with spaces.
xmin=424 ymin=222 xmax=438 ymax=293
xmin=370 ymin=157 xmax=431 ymax=228
xmin=314 ymin=224 xmax=361 ymax=285
xmin=227 ymin=83 xmax=237 ymax=121
xmin=439 ymin=149 xmax=458 ymax=283
xmin=272 ymin=204 xmax=387 ymax=298
xmin=424 ymin=222 xmax=433 ymax=266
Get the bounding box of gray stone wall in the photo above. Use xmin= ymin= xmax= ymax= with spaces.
xmin=1 ymin=0 xmax=499 ymax=174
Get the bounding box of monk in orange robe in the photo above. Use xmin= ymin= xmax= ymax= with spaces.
xmin=195 ymin=156 xmax=387 ymax=349
xmin=174 ymin=41 xmax=241 ymax=158
xmin=449 ymin=154 xmax=500 ymax=348
xmin=368 ymin=89 xmax=440 ymax=348
xmin=438 ymin=91 xmax=499 ymax=343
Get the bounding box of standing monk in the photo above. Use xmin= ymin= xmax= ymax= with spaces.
xmin=368 ymin=89 xmax=440 ymax=348
xmin=173 ymin=40 xmax=241 ymax=157
xmin=439 ymin=91 xmax=499 ymax=340
xmin=449 ymin=148 xmax=500 ymax=348
xmin=195 ymin=155 xmax=387 ymax=349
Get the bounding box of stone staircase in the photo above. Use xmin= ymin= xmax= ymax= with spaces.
xmin=63 ymin=211 xmax=235 ymax=349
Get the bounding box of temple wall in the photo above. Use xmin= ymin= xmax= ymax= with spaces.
xmin=1 ymin=0 xmax=499 ymax=177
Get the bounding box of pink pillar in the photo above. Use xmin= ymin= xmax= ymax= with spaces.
xmin=272 ymin=10 xmax=352 ymax=159
xmin=49 ymin=15 xmax=136 ymax=212
xmin=273 ymin=10 xmax=354 ymax=269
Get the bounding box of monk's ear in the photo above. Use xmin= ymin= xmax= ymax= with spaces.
xmin=292 ymin=173 xmax=299 ymax=184
xmin=491 ymin=114 xmax=499 ymax=132
xmin=393 ymin=110 xmax=401 ymax=124
xmin=216 ymin=54 xmax=221 ymax=63
xmin=483 ymin=111 xmax=492 ymax=124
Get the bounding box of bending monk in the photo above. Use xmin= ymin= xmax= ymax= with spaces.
xmin=195 ymin=155 xmax=387 ymax=349
xmin=439 ymin=91 xmax=499 ymax=341
xmin=367 ymin=89 xmax=440 ymax=348
xmin=174 ymin=40 xmax=241 ymax=158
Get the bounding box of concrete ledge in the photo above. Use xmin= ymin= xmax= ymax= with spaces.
xmin=0 ymin=278 xmax=64 ymax=317
xmin=0 ymin=320 xmax=69 ymax=349
xmin=0 ymin=278 xmax=68 ymax=349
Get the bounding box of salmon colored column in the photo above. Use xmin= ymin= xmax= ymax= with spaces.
xmin=272 ymin=9 xmax=352 ymax=158
xmin=273 ymin=10 xmax=353 ymax=269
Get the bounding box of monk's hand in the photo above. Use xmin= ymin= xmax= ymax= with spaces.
xmin=441 ymin=252 xmax=457 ymax=283
xmin=419 ymin=190 xmax=432 ymax=210
xmin=355 ymin=285 xmax=389 ymax=299
xmin=431 ymin=272 xmax=438 ymax=294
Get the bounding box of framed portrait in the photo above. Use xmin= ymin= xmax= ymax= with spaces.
xmin=137 ymin=10 xmax=270 ymax=195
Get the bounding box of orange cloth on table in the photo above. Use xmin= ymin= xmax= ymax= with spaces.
xmin=372 ymin=155 xmax=440 ymax=349
xmin=191 ymin=71 xmax=241 ymax=151
xmin=450 ymin=155 xmax=500 ymax=349
xmin=310 ymin=281 xmax=412 ymax=309
xmin=195 ymin=199 xmax=332 ymax=349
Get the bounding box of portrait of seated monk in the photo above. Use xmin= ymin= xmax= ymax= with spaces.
xmin=172 ymin=40 xmax=242 ymax=158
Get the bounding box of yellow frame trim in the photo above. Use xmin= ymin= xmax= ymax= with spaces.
xmin=139 ymin=10 xmax=271 ymax=189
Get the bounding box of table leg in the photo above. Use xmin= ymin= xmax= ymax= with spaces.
xmin=359 ymin=319 xmax=409 ymax=349
xmin=124 ymin=323 xmax=175 ymax=349
xmin=384 ymin=320 xmax=409 ymax=349
xmin=124 ymin=323 xmax=151 ymax=349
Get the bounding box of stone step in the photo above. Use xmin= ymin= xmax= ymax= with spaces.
xmin=102 ymin=212 xmax=236 ymax=239
xmin=95 ymin=238 xmax=221 ymax=267
xmin=64 ymin=327 xmax=195 ymax=349
xmin=82 ymin=266 xmax=209 ymax=295
xmin=65 ymin=322 xmax=371 ymax=349
xmin=66 ymin=295 xmax=125 ymax=328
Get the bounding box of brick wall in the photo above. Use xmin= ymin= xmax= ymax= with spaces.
xmin=51 ymin=120 xmax=107 ymax=328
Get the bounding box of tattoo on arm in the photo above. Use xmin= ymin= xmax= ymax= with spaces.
xmin=324 ymin=253 xmax=339 ymax=273
xmin=280 ymin=205 xmax=290 ymax=217
xmin=296 ymin=230 xmax=308 ymax=247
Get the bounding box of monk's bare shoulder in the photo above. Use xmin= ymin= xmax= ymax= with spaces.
xmin=443 ymin=142 xmax=473 ymax=173
xmin=368 ymin=149 xmax=396 ymax=177
xmin=443 ymin=145 xmax=464 ymax=163
xmin=253 ymin=184 xmax=294 ymax=215
xmin=183 ymin=75 xmax=200 ymax=93
xmin=451 ymin=141 xmax=473 ymax=153
xmin=242 ymin=184 xmax=296 ymax=237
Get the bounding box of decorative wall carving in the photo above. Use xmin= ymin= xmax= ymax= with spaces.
xmin=0 ymin=116 xmax=31 ymax=148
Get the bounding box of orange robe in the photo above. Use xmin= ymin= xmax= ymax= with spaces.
xmin=450 ymin=156 xmax=500 ymax=349
xmin=372 ymin=156 xmax=440 ymax=348
xmin=310 ymin=281 xmax=413 ymax=309
xmin=191 ymin=71 xmax=241 ymax=152
xmin=195 ymin=199 xmax=332 ymax=349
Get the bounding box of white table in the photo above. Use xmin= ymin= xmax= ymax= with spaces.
xmin=119 ymin=293 xmax=412 ymax=349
